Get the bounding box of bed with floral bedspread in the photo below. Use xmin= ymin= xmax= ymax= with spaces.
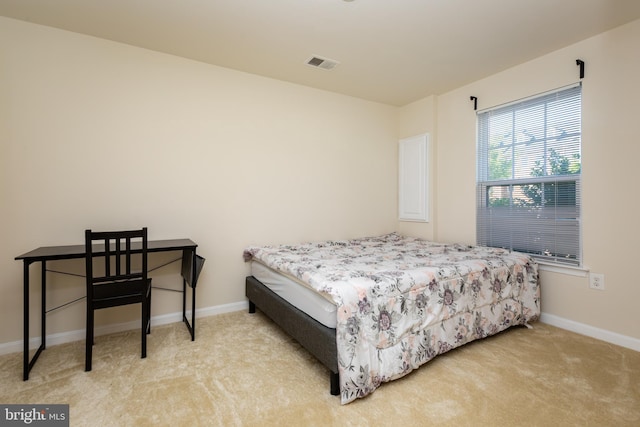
xmin=243 ymin=233 xmax=540 ymax=404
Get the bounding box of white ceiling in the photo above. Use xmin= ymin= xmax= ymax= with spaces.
xmin=2 ymin=0 xmax=640 ymax=106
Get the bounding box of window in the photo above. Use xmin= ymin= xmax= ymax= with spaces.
xmin=476 ymin=84 xmax=582 ymax=266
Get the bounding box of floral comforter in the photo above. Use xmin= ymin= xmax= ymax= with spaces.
xmin=243 ymin=233 xmax=540 ymax=404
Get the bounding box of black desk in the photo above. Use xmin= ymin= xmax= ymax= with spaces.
xmin=16 ymin=239 xmax=200 ymax=380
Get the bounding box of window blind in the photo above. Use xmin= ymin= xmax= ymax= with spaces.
xmin=476 ymin=84 xmax=582 ymax=266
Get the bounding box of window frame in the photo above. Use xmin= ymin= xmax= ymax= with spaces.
xmin=476 ymin=83 xmax=582 ymax=267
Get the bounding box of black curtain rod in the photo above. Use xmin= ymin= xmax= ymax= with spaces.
xmin=470 ymin=59 xmax=582 ymax=111
xmin=576 ymin=59 xmax=585 ymax=79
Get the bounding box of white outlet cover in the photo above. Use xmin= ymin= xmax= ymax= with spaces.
xmin=589 ymin=273 xmax=605 ymax=290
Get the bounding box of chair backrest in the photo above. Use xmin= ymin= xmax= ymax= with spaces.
xmin=85 ymin=228 xmax=148 ymax=289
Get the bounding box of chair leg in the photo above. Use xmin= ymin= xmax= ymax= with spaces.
xmin=147 ymin=288 xmax=151 ymax=335
xmin=85 ymin=308 xmax=93 ymax=372
xmin=141 ymin=299 xmax=147 ymax=359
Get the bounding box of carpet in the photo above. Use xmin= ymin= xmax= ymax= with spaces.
xmin=1 ymin=310 xmax=638 ymax=426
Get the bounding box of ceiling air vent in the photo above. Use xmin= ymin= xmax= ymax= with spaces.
xmin=305 ymin=55 xmax=340 ymax=71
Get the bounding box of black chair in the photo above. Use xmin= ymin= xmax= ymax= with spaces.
xmin=85 ymin=228 xmax=152 ymax=371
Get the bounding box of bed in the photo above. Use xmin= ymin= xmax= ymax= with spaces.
xmin=243 ymin=233 xmax=540 ymax=404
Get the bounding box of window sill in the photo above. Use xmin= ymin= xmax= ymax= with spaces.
xmin=537 ymin=261 xmax=588 ymax=277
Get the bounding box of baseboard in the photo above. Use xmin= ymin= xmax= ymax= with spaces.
xmin=540 ymin=312 xmax=640 ymax=352
xmin=0 ymin=301 xmax=248 ymax=356
xmin=4 ymin=305 xmax=636 ymax=356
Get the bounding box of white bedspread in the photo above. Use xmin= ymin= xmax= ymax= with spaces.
xmin=244 ymin=233 xmax=540 ymax=404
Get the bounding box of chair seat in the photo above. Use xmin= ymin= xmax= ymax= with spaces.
xmin=92 ymin=279 xmax=151 ymax=310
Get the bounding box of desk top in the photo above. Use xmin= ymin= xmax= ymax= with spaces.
xmin=16 ymin=238 xmax=197 ymax=262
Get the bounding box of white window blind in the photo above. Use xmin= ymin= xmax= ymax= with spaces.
xmin=476 ymin=84 xmax=582 ymax=266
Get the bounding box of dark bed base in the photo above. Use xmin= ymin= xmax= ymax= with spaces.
xmin=245 ymin=275 xmax=339 ymax=396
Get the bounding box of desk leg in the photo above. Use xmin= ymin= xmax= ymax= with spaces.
xmin=23 ymin=261 xmax=47 ymax=381
xmin=191 ymin=284 xmax=196 ymax=341
xmin=181 ymin=248 xmax=197 ymax=341
xmin=23 ymin=261 xmax=29 ymax=381
xmin=190 ymin=249 xmax=196 ymax=341
xmin=41 ymin=261 xmax=46 ymax=351
xmin=182 ymin=279 xmax=196 ymax=341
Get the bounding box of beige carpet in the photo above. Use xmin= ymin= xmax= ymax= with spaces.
xmin=1 ymin=310 xmax=638 ymax=426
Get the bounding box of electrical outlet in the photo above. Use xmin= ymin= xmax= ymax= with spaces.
xmin=589 ymin=273 xmax=605 ymax=290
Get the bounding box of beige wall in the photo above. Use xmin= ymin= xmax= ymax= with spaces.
xmin=433 ymin=19 xmax=640 ymax=341
xmin=2 ymin=15 xmax=638 ymax=349
xmin=0 ymin=17 xmax=398 ymax=344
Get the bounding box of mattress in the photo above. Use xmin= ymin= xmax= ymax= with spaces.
xmin=250 ymin=261 xmax=337 ymax=328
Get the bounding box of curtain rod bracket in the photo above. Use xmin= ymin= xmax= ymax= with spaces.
xmin=576 ymin=59 xmax=585 ymax=79
xmin=470 ymin=96 xmax=478 ymax=110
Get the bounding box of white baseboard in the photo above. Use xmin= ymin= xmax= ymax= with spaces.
xmin=540 ymin=312 xmax=640 ymax=352
xmin=3 ymin=305 xmax=636 ymax=356
xmin=0 ymin=301 xmax=248 ymax=356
